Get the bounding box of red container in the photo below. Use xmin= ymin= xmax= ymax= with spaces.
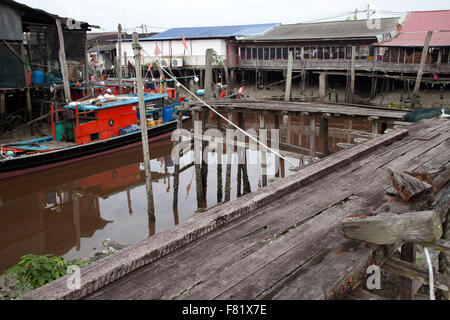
xmin=27 ymin=71 xmax=32 ymax=86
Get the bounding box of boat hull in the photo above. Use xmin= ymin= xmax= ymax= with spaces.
xmin=0 ymin=120 xmax=178 ymax=180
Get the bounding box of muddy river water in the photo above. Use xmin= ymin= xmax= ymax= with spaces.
xmin=0 ymin=113 xmax=378 ymax=272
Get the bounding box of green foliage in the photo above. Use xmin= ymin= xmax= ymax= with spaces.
xmin=6 ymin=254 xmax=91 ymax=297
xmin=387 ymin=101 xmax=407 ymax=110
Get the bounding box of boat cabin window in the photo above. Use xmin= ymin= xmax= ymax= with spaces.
xmin=90 ymin=133 xmax=100 ymax=141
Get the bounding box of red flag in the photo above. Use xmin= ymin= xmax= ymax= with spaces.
xmin=154 ymin=43 xmax=161 ymax=56
xmin=182 ymin=34 xmax=188 ymax=50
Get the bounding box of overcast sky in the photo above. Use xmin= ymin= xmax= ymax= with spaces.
xmin=16 ymin=0 xmax=450 ymax=32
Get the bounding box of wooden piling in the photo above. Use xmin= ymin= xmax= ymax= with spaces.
xmin=217 ymin=114 xmax=223 ymax=203
xmin=193 ymin=109 xmax=204 ymax=210
xmin=259 ymin=112 xmax=267 ymax=187
xmin=224 ymin=111 xmax=233 ymax=202
xmin=285 ymin=50 xmax=293 ymax=101
xmin=321 ymin=115 xmax=329 ymax=156
xmin=319 ymin=72 xmax=326 ymax=102
xmin=132 ymin=32 xmax=154 ymax=217
xmin=0 ymin=92 xmax=5 ymax=115
xmin=309 ymin=114 xmax=316 ymax=157
xmin=205 ymin=49 xmax=213 ymax=99
xmin=350 ymin=46 xmax=356 ymax=103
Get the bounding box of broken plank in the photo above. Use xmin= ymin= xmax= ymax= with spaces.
xmin=342 ymin=210 xmax=443 ymax=245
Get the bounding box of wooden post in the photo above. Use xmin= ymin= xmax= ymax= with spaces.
xmin=274 ymin=113 xmax=280 ymax=177
xmin=204 ymin=49 xmax=213 ymax=99
xmin=193 ymin=109 xmax=204 ymax=210
xmin=259 ymin=112 xmax=267 ymax=187
xmin=321 ymin=115 xmax=329 ymax=156
xmin=126 ymin=190 xmax=133 ymax=215
xmin=173 ymin=163 xmax=180 ymax=225
xmin=285 ymin=50 xmax=293 ymax=101
xmin=118 ymin=24 xmax=123 ymax=95
xmin=400 ymin=243 xmax=416 ymax=300
xmin=411 ymin=31 xmax=433 ymax=108
xmin=350 ymin=46 xmax=356 ymax=103
xmin=201 ymin=108 xmax=208 ymax=207
xmin=55 ymin=18 xmax=71 ymax=102
xmin=309 ymin=114 xmax=316 ymax=157
xmin=124 ymin=51 xmax=128 ymax=78
xmin=224 ymin=111 xmax=233 ymax=202
xmin=217 ymin=114 xmax=223 ymax=203
xmin=83 ymin=31 xmax=90 ymax=92
xmin=319 ymin=72 xmax=326 ymax=102
xmin=132 ymin=32 xmax=155 ymax=217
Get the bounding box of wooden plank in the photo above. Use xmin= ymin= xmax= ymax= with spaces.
xmin=342 ymin=211 xmax=443 ymax=245
xmin=345 ymin=287 xmax=386 ymax=300
xmin=417 ymin=239 xmax=450 ymax=254
xmin=387 ymin=168 xmax=432 ymax=202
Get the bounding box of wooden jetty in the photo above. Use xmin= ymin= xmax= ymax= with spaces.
xmin=19 ymin=117 xmax=449 ymax=300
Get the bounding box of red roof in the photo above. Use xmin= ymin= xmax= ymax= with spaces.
xmin=378 ymin=10 xmax=450 ymax=47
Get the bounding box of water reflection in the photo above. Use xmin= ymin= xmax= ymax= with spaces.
xmin=0 ymin=112 xmax=382 ymax=273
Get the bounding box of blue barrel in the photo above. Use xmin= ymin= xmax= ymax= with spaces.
xmin=162 ymin=105 xmax=174 ymax=123
xmin=32 ymin=70 xmax=44 ymax=85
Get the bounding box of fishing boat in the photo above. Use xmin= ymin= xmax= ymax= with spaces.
xmin=0 ymin=92 xmax=184 ymax=179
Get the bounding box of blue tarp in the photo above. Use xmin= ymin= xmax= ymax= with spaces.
xmin=63 ymin=93 xmax=168 ymax=111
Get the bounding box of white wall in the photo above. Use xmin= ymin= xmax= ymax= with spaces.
xmin=117 ymin=38 xmax=227 ymax=67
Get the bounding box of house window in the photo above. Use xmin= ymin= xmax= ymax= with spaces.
xmin=276 ymin=48 xmax=282 ymax=60
xmin=240 ymin=48 xmax=246 ymax=60
xmin=258 ymin=48 xmax=263 ymax=60
xmin=282 ymin=48 xmax=288 ymax=59
xmin=264 ymin=48 xmax=270 ymax=60
xmin=252 ymin=48 xmax=257 ymax=60
xmin=245 ymin=47 xmax=252 ymax=60
xmin=270 ymin=48 xmax=275 ymax=60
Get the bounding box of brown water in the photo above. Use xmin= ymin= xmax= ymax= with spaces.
xmin=0 ymin=113 xmax=382 ymax=273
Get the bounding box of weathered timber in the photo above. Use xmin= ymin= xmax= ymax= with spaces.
xmin=382 ymin=257 xmax=450 ymax=292
xmin=342 ymin=210 xmax=443 ymax=245
xmin=285 ymin=51 xmax=293 ymax=102
xmin=345 ymin=287 xmax=386 ymax=300
xmin=388 ymin=168 xmax=433 ymax=202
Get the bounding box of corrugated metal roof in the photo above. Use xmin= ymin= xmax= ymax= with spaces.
xmin=142 ymin=23 xmax=279 ymax=40
xmin=377 ymin=10 xmax=450 ymax=47
xmin=242 ymin=18 xmax=400 ymax=42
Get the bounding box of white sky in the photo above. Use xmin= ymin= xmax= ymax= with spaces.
xmin=15 ymin=0 xmax=450 ymax=33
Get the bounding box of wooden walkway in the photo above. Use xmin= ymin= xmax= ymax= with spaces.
xmin=189 ymin=100 xmax=408 ymax=120
xmin=20 ymin=118 xmax=449 ymax=300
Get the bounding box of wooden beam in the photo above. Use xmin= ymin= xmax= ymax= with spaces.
xmin=342 ymin=210 xmax=443 ymax=245
xmin=55 ymin=18 xmax=71 ymax=102
xmin=346 ymin=287 xmax=386 ymax=300
xmin=417 ymin=239 xmax=450 ymax=254
xmin=411 ymin=31 xmax=433 ymax=108
xmin=382 ymin=257 xmax=450 ymax=292
xmin=400 ymin=243 xmax=416 ymax=300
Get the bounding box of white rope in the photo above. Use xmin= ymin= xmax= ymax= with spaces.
xmin=153 ymin=60 xmax=298 ymax=167
xmin=424 ymin=247 xmax=435 ymax=300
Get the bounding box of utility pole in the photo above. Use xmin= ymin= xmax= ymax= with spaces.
xmin=132 ymin=32 xmax=155 ymax=218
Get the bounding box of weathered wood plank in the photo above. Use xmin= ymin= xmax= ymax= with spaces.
xmin=345 ymin=287 xmax=387 ymax=300
xmin=382 ymin=257 xmax=450 ymax=292
xmin=342 ymin=211 xmax=443 ymax=245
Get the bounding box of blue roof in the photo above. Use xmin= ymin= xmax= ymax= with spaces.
xmin=142 ymin=23 xmax=280 ymax=41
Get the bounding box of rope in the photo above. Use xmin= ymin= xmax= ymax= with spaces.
xmin=424 ymin=247 xmax=435 ymax=300
xmin=153 ymin=60 xmax=298 ymax=167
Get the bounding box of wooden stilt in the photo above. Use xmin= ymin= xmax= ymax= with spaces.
xmin=309 ymin=114 xmax=316 ymax=157
xmin=205 ymin=49 xmax=213 ymax=99
xmin=319 ymin=72 xmax=326 ymax=102
xmin=412 ymin=31 xmax=433 ymax=108
xmin=321 ymin=115 xmax=329 ymax=156
xmin=400 ymin=243 xmax=417 ymax=300
xmin=224 ymin=111 xmax=233 ymax=202
xmin=259 ymin=112 xmax=267 ymax=187
xmin=285 ymin=50 xmax=293 ymax=101
xmin=217 ymin=114 xmax=223 ymax=203
xmin=118 ymin=24 xmax=123 ymax=95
